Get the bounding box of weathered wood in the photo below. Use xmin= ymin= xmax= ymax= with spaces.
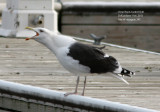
xmin=61 ymin=3 xmax=160 ymax=53
xmin=62 ymin=15 xmax=160 ymax=24
xmin=62 ymin=25 xmax=160 ymax=52
xmin=0 ymin=38 xmax=160 ymax=111
xmin=62 ymin=2 xmax=160 ymax=13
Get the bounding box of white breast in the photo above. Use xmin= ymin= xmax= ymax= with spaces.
xmin=56 ymin=47 xmax=90 ymax=74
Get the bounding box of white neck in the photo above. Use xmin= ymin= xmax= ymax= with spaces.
xmin=38 ymin=33 xmax=76 ymax=55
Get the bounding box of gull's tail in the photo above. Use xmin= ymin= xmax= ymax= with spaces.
xmin=112 ymin=68 xmax=135 ymax=85
xmin=121 ymin=68 xmax=135 ymax=77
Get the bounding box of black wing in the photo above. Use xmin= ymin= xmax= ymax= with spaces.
xmin=67 ymin=42 xmax=119 ymax=73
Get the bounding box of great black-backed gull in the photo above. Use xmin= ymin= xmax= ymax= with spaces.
xmin=25 ymin=27 xmax=135 ymax=96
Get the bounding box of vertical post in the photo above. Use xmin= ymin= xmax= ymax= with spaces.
xmin=0 ymin=0 xmax=58 ymax=37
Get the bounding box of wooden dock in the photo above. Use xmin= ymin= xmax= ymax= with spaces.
xmin=0 ymin=37 xmax=160 ymax=111
xmin=61 ymin=2 xmax=160 ymax=52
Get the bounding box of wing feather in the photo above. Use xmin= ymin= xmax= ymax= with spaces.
xmin=67 ymin=42 xmax=118 ymax=73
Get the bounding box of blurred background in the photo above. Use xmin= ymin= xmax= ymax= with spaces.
xmin=0 ymin=0 xmax=160 ymax=111
xmin=0 ymin=0 xmax=160 ymax=52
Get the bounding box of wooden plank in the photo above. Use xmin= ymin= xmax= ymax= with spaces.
xmin=20 ymin=100 xmax=29 ymax=112
xmin=62 ymin=0 xmax=160 ymax=2
xmin=28 ymin=102 xmax=38 ymax=112
xmin=0 ymin=38 xmax=160 ymax=111
xmin=44 ymin=105 xmax=55 ymax=112
xmin=62 ymin=15 xmax=160 ymax=24
xmin=62 ymin=25 xmax=160 ymax=52
xmin=1 ymin=96 xmax=13 ymax=110
xmin=37 ymin=104 xmax=45 ymax=112
xmin=62 ymin=25 xmax=160 ymax=36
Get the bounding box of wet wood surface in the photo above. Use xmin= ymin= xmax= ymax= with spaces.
xmin=0 ymin=38 xmax=160 ymax=111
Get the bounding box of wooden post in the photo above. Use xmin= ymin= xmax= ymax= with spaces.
xmin=0 ymin=0 xmax=58 ymax=37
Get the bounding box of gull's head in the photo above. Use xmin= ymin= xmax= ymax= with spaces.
xmin=25 ymin=27 xmax=52 ymax=43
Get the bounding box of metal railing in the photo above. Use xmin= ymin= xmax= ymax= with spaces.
xmin=0 ymin=80 xmax=158 ymax=112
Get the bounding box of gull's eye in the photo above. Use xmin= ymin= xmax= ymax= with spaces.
xmin=39 ymin=29 xmax=44 ymax=32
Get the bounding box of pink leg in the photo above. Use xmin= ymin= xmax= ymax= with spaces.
xmin=64 ymin=76 xmax=80 ymax=96
xmin=82 ymin=76 xmax=87 ymax=96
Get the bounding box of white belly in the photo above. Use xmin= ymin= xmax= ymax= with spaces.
xmin=56 ymin=47 xmax=90 ymax=74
